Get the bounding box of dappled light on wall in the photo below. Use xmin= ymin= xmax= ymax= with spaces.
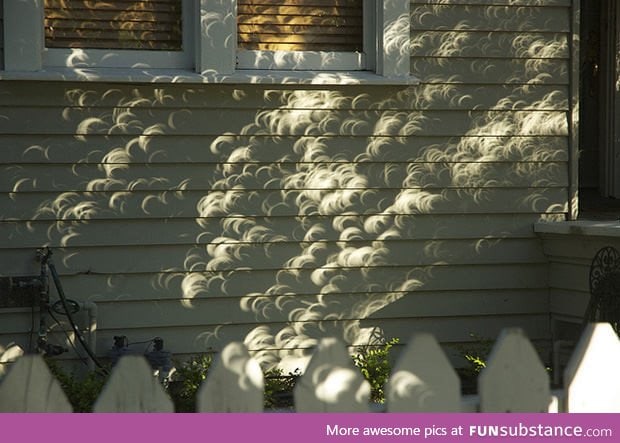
xmin=0 ymin=0 xmax=574 ymax=368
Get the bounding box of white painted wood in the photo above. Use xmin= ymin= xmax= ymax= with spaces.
xmin=0 ymin=355 xmax=72 ymax=412
xmin=93 ymin=355 xmax=173 ymax=412
xmin=479 ymin=328 xmax=550 ymax=412
xmin=2 ymin=323 xmax=620 ymax=413
xmin=3 ymin=0 xmax=43 ymax=71
xmin=197 ymin=0 xmax=236 ymax=75
xmin=377 ymin=0 xmax=410 ymax=78
xmin=387 ymin=332 xmax=460 ymax=412
xmin=564 ymin=323 xmax=620 ymax=412
xmin=197 ymin=342 xmax=264 ymax=412
xmin=294 ymin=338 xmax=370 ymax=412
xmin=0 ymin=344 xmax=24 ymax=378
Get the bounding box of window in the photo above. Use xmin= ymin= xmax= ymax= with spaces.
xmin=236 ymin=0 xmax=368 ymax=71
xmin=44 ymin=0 xmax=184 ymax=51
xmin=4 ymin=0 xmax=192 ymax=70
xmin=44 ymin=0 xmax=193 ymax=69
xmin=3 ymin=0 xmax=413 ymax=84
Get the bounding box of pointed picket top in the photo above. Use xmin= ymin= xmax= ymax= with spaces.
xmin=197 ymin=342 xmax=264 ymax=412
xmin=294 ymin=337 xmax=370 ymax=412
xmin=0 ymin=344 xmax=24 ymax=378
xmin=564 ymin=322 xmax=620 ymax=412
xmin=93 ymin=355 xmax=173 ymax=412
xmin=387 ymin=333 xmax=460 ymax=412
xmin=0 ymin=354 xmax=72 ymax=412
xmin=479 ymin=328 xmax=550 ymax=412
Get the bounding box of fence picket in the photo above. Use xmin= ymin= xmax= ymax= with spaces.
xmin=2 ymin=325 xmax=620 ymax=413
xmin=0 ymin=354 xmax=72 ymax=412
xmin=93 ymin=355 xmax=174 ymax=412
xmin=387 ymin=332 xmax=460 ymax=412
xmin=294 ymin=337 xmax=370 ymax=412
xmin=564 ymin=322 xmax=620 ymax=412
xmin=479 ymin=328 xmax=550 ymax=412
xmin=197 ymin=342 xmax=264 ymax=412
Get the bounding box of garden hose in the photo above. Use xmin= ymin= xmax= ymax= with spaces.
xmin=41 ymin=248 xmax=108 ymax=373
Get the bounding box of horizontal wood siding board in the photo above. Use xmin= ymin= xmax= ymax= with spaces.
xmin=0 ymin=188 xmax=568 ymax=221
xmin=85 ymin=315 xmax=550 ymax=354
xmin=410 ymin=57 xmax=569 ymax=85
xmin=0 ymin=83 xmax=570 ymax=111
xmin=0 ymin=162 xmax=569 ymax=193
xmin=549 ymin=289 xmax=588 ymax=318
xmin=2 ymin=314 xmax=548 ymax=352
xmin=548 ymin=262 xmax=590 ymax=293
xmin=0 ymin=290 xmax=547 ymax=334
xmin=0 ymin=108 xmax=570 ymax=136
xmin=0 ymin=214 xmax=551 ymax=249
xmin=0 ymin=135 xmax=570 ymax=164
xmin=0 ymin=238 xmax=549 ymax=275
xmin=411 ymin=31 xmax=569 ymax=60
xmin=80 ymin=290 xmax=549 ymax=330
xmin=411 ymin=4 xmax=570 ymax=33
xmin=540 ymin=235 xmax=620 ymax=262
xmin=8 ymin=264 xmax=547 ymax=304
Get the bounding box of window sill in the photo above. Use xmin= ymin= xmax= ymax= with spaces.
xmin=534 ymin=220 xmax=620 ymax=238
xmin=0 ymin=68 xmax=420 ymax=86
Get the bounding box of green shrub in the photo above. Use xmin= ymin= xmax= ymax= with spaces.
xmin=351 ymin=337 xmax=399 ymax=404
xmin=167 ymin=353 xmax=300 ymax=411
xmin=43 ymin=337 xmax=402 ymax=411
xmin=45 ymin=360 xmax=109 ymax=412
xmin=263 ymin=368 xmax=300 ymax=410
xmin=452 ymin=334 xmax=493 ymax=394
xmin=167 ymin=353 xmax=214 ymax=412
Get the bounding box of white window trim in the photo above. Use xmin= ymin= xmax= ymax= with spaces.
xmin=3 ymin=0 xmax=417 ymax=85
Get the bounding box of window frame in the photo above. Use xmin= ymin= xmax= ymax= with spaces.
xmin=3 ymin=0 xmax=414 ymax=85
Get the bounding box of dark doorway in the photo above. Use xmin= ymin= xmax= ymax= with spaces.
xmin=579 ymin=0 xmax=620 ymax=219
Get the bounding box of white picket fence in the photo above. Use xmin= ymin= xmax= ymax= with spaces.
xmin=1 ymin=323 xmax=619 ymax=413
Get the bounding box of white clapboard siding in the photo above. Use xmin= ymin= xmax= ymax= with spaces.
xmin=1 ymin=0 xmax=574 ymax=366
xmin=1 ymin=325 xmax=619 ymax=413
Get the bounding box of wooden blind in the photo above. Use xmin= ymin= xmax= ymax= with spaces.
xmin=237 ymin=0 xmax=363 ymax=52
xmin=44 ymin=0 xmax=183 ymax=50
